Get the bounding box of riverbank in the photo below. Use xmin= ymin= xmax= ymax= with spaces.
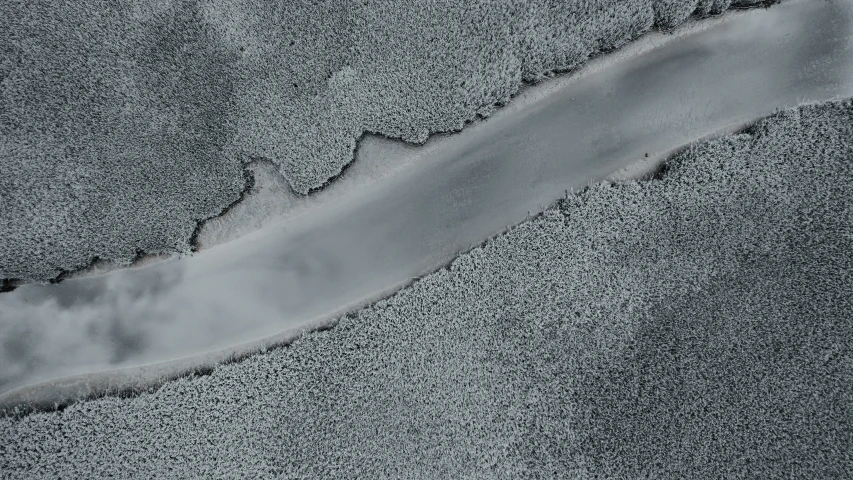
xmin=3 ymin=99 xmax=851 ymax=478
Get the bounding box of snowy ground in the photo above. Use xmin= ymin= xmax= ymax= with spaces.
xmin=1 ymin=0 xmax=851 ymax=406
xmin=2 ymin=99 xmax=851 ymax=478
xmin=2 ymin=0 xmax=770 ymax=284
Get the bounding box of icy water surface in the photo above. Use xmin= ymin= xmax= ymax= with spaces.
xmin=1 ymin=0 xmax=852 ymax=410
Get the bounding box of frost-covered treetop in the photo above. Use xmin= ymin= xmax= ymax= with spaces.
xmin=2 ymin=100 xmax=850 ymax=479
xmin=2 ymin=0 xmax=765 ymax=281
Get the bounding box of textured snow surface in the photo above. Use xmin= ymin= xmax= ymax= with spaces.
xmin=2 ymin=101 xmax=851 ymax=478
xmin=1 ymin=0 xmax=767 ymax=282
xmin=4 ymin=0 xmax=848 ymax=398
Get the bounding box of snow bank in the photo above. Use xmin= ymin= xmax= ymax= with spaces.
xmin=2 ymin=100 xmax=850 ymax=478
xmin=2 ymin=0 xmax=767 ymax=282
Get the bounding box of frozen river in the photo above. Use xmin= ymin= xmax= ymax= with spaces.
xmin=2 ymin=0 xmax=852 ymax=412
